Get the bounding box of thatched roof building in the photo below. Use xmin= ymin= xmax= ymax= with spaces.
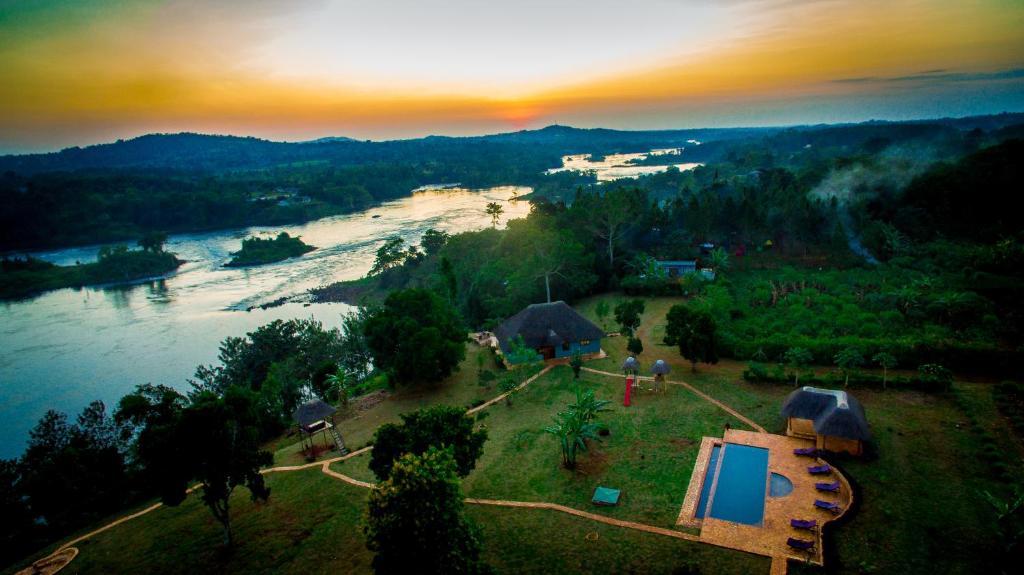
xmin=494 ymin=301 xmax=604 ymax=361
xmin=781 ymin=387 xmax=870 ymax=455
xmin=293 ymin=400 xmax=336 ymax=430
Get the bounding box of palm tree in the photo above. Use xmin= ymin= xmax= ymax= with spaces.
xmin=485 ymin=202 xmax=504 ymax=228
xmin=325 ymin=367 xmax=348 ymax=408
xmin=708 ymin=247 xmax=730 ymax=273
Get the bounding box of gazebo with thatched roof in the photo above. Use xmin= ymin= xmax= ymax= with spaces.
xmin=650 ymin=359 xmax=671 ymax=393
xmin=293 ymin=399 xmax=348 ymax=456
xmin=781 ymin=387 xmax=870 ymax=455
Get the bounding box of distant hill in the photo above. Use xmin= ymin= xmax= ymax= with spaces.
xmin=0 ymin=125 xmax=763 ymax=175
xmin=1 ymin=113 xmax=1021 ymax=176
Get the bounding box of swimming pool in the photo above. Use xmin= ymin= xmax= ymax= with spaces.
xmin=695 ymin=445 xmax=721 ymax=519
xmin=769 ymin=472 xmax=794 ymax=497
xmin=697 ymin=443 xmax=769 ymax=526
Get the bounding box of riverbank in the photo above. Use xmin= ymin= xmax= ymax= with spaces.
xmin=0 ymin=249 xmax=184 ymax=300
xmin=308 ymin=276 xmax=382 ymax=306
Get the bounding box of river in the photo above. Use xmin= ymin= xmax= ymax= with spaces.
xmin=0 ymin=185 xmax=531 ymax=458
xmin=545 ymin=146 xmax=702 ymax=181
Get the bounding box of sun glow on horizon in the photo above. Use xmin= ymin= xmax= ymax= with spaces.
xmin=0 ymin=0 xmax=1023 ymax=152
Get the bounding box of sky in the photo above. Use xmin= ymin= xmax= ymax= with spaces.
xmin=1 ymin=0 xmax=1023 ymax=153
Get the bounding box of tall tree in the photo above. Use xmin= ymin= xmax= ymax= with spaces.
xmin=370 ymin=236 xmax=408 ymax=276
xmin=364 ymin=448 xmax=490 ymax=575
xmin=578 ymin=187 xmax=644 ymax=267
xmin=420 ymin=228 xmax=450 ymax=256
xmin=663 ymin=304 xmax=719 ymax=372
xmin=179 ymin=389 xmax=272 ymax=546
xmin=18 ymin=403 xmax=130 ymax=535
xmin=484 ymin=202 xmax=504 ymax=228
xmin=613 ymin=299 xmax=645 ymax=337
xmin=503 ymin=217 xmax=594 ymax=304
xmin=364 ymin=288 xmax=467 ymax=385
xmin=368 ymin=405 xmax=487 ymax=481
xmin=123 ymin=387 xmax=271 ymax=547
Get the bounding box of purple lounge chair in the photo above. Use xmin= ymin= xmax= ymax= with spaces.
xmin=814 ymin=499 xmax=842 ymax=514
xmin=787 ymin=537 xmax=816 ymax=552
xmin=793 ymin=447 xmax=817 ymax=457
xmin=790 ymin=518 xmax=818 ymax=531
xmin=808 ymin=464 xmax=831 ymax=474
xmin=816 ymin=481 xmax=841 ymax=493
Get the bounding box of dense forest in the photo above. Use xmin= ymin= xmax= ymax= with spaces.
xmin=320 ymin=127 xmax=1024 ymax=377
xmin=3 ymin=114 xmax=1021 ymax=251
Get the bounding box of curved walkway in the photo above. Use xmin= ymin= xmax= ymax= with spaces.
xmin=23 ymin=361 xmax=777 ymax=574
xmin=581 ymin=367 xmax=767 ymax=433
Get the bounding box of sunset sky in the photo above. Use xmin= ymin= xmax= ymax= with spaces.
xmin=1 ymin=0 xmax=1023 ymax=152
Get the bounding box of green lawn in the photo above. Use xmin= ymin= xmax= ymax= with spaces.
xmin=11 ymin=293 xmax=1021 ymax=575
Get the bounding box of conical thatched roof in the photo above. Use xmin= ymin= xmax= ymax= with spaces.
xmin=650 ymin=359 xmax=671 ymax=375
xmin=622 ymin=356 xmax=640 ymax=372
xmin=781 ymin=387 xmax=870 ymax=441
xmin=494 ymin=301 xmax=603 ymax=353
xmin=293 ymin=399 xmax=336 ymax=428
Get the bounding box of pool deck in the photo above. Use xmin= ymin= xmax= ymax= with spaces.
xmin=677 ymin=429 xmax=853 ymax=569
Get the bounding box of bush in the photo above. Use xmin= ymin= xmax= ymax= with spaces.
xmin=627 ymin=337 xmax=644 ymax=355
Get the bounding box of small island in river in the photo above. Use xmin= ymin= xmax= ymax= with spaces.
xmin=225 ymin=232 xmax=316 ymax=267
xmin=0 ymin=239 xmax=184 ymax=300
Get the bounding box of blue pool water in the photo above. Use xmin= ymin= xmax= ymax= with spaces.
xmin=769 ymin=472 xmax=794 ymax=497
xmin=695 ymin=445 xmax=721 ymax=519
xmin=705 ymin=444 xmax=769 ymax=526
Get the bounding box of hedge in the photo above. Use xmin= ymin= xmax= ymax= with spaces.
xmin=722 ymin=334 xmax=1023 ymax=378
xmin=742 ymin=362 xmax=954 ymax=393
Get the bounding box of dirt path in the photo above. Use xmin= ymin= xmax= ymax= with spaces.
xmin=467 ymin=365 xmax=554 ymax=414
xmin=26 ymin=360 xmax=777 ymax=574
xmin=580 ymin=367 xmax=767 ymax=433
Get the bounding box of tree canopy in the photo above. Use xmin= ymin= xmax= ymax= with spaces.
xmin=364 ymin=447 xmax=490 ymax=575
xmin=368 ymin=405 xmax=488 ymax=481
xmin=363 ymin=288 xmax=467 ymax=385
xmin=663 ymin=304 xmax=719 ymax=371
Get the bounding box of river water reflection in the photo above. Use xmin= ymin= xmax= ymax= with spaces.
xmin=0 ymin=186 xmax=530 ymax=458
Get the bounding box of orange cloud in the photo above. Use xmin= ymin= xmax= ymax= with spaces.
xmin=0 ymin=0 xmax=1022 ymax=150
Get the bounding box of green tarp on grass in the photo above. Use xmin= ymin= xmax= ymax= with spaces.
xmin=592 ymin=486 xmax=621 ymax=506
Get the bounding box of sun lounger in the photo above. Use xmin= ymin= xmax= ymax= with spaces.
xmin=793 ymin=447 xmax=817 ymax=456
xmin=790 ymin=519 xmax=818 ymax=531
xmin=807 ymin=464 xmax=831 ymax=474
xmin=816 ymin=481 xmax=841 ymax=493
xmin=787 ymin=537 xmax=816 ymax=552
xmin=814 ymin=499 xmax=842 ymax=514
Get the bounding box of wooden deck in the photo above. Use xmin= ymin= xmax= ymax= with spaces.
xmin=677 ymin=429 xmax=853 ymax=572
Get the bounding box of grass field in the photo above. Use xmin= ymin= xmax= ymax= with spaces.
xmin=9 ymin=293 xmax=1023 ymax=575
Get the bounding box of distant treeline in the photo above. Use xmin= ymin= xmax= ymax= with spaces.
xmin=3 ymin=116 xmax=1023 ymax=251
xmin=329 ymin=133 xmax=1024 ymax=377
